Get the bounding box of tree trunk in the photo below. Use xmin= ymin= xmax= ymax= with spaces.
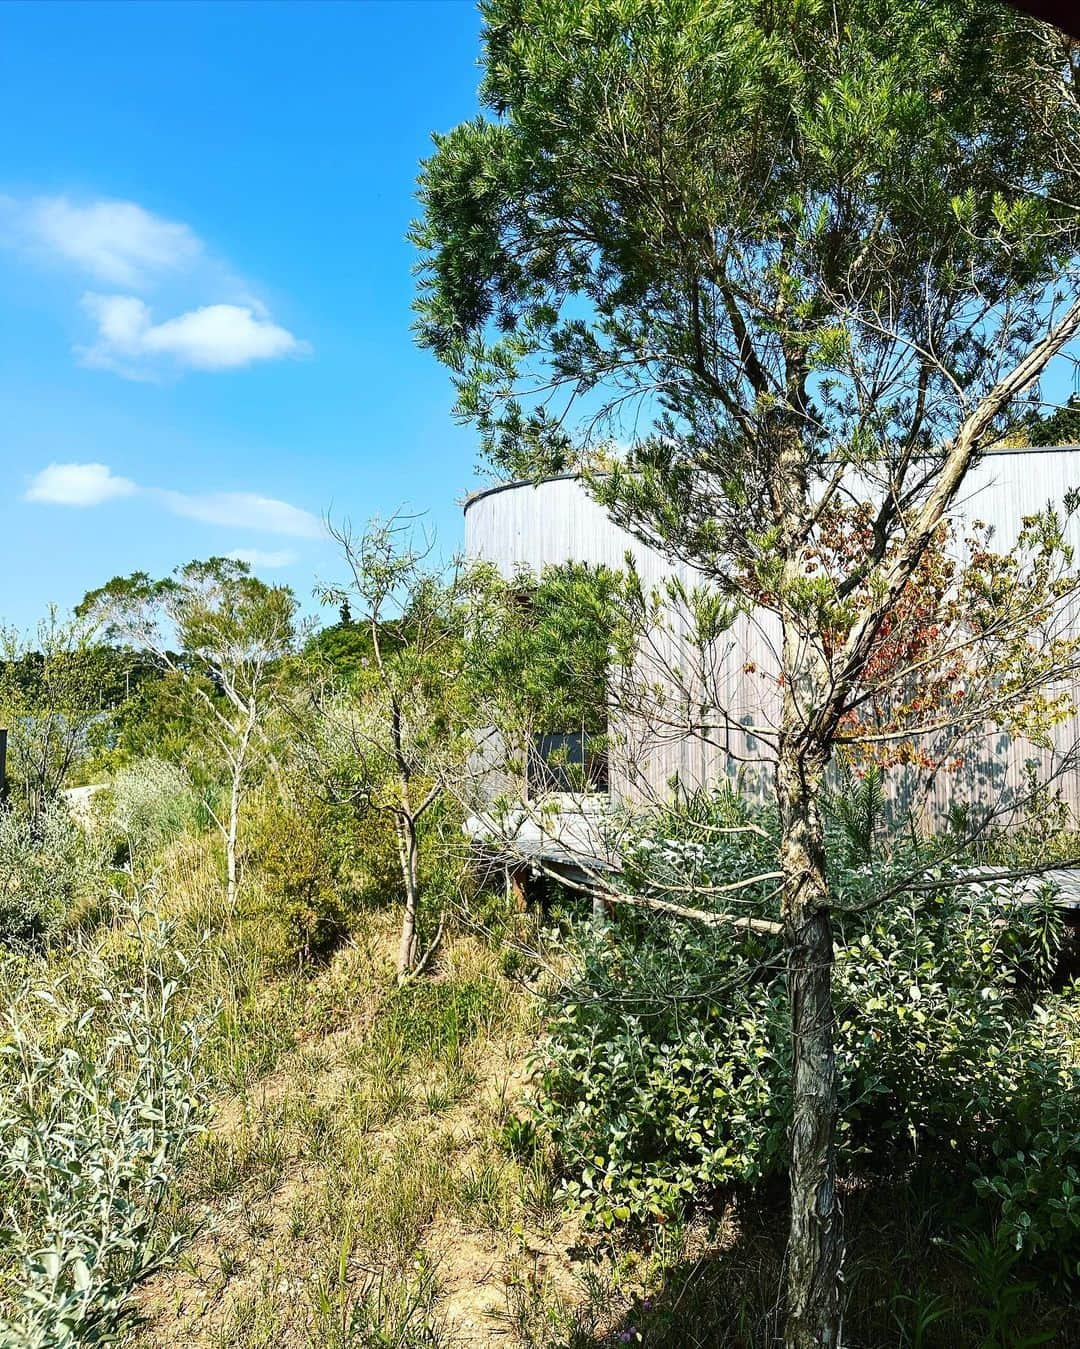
xmin=225 ymin=707 xmax=255 ymax=911
xmin=396 ymin=813 xmax=420 ymax=979
xmin=778 ymin=739 xmax=843 ymax=1348
xmin=226 ymin=766 xmax=241 ymax=910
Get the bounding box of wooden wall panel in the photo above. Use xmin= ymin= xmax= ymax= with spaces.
xmin=464 ymin=450 xmax=1080 ymax=819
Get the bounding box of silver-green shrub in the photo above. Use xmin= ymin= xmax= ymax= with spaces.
xmin=98 ymin=758 xmax=201 ymax=872
xmin=0 ymin=909 xmax=209 ymax=1347
xmin=0 ymin=803 xmax=97 ymax=949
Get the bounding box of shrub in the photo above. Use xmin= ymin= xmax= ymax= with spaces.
xmin=532 ymin=788 xmax=1079 ymax=1282
xmin=241 ymin=789 xmax=360 ymax=965
xmin=831 ymin=882 xmax=1065 ymax=1165
xmin=970 ymin=989 xmax=1080 ymax=1284
xmin=0 ymin=802 xmax=98 ymax=949
xmin=533 ymin=919 xmax=789 ymax=1227
xmin=98 ymin=757 xmax=202 ymax=870
xmin=338 ymin=797 xmax=402 ymax=910
xmin=241 ymin=783 xmax=461 ymax=967
xmin=0 ymin=908 xmax=209 ymax=1346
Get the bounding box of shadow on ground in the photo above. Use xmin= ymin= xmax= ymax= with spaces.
xmin=554 ymin=1178 xmax=1080 ymax=1349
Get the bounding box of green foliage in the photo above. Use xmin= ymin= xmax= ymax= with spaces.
xmin=77 ymin=557 xmax=299 ymax=795
xmin=414 ymin=0 xmax=1080 ymax=485
xmin=96 ymin=757 xmax=202 ymax=873
xmin=241 ymin=790 xmax=355 ymax=966
xmin=471 ymin=561 xmax=634 ymax=738
xmin=305 ymin=619 xmax=376 ymax=686
xmin=1010 ymin=394 xmax=1080 ymax=448
xmin=831 ymin=884 xmax=1064 ymax=1165
xmin=617 ymin=784 xmax=782 ymax=919
xmin=969 ymin=990 xmax=1080 ymax=1285
xmin=79 ymin=558 xmax=298 ymax=674
xmin=79 ymin=557 xmax=300 ymax=906
xmin=311 ymin=522 xmax=479 ymax=814
xmin=950 ymin=1229 xmax=1057 ymax=1348
xmin=533 ymin=919 xmax=788 ymax=1227
xmin=0 ymin=611 xmax=120 ymax=817
xmin=376 ymin=976 xmax=505 ymax=1061
xmin=309 ymin=518 xmax=500 ymax=975
xmin=828 ymin=764 xmax=886 ymax=866
xmin=343 ymin=802 xmax=410 ymax=908
xmin=237 ymin=777 xmax=464 ymax=971
xmin=0 ymin=909 xmax=209 ymax=1346
xmin=533 ymin=789 xmax=1080 ymax=1281
xmin=94 ymin=668 xmax=215 ymax=782
xmin=0 ymin=803 xmax=98 ymax=950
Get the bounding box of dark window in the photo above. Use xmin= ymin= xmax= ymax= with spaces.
xmin=527 ymin=732 xmax=608 ymax=795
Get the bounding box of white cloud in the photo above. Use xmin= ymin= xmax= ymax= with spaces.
xmin=226 ymin=548 xmax=299 ymax=569
xmin=25 ymin=461 xmax=138 ymax=507
xmin=10 ymin=196 xmax=201 ymax=288
xmin=24 ymin=461 xmax=323 ymax=540
xmin=0 ymin=194 xmax=310 ymax=377
xmin=156 ymin=489 xmax=323 ymax=537
xmin=80 ymin=294 xmax=307 ymax=375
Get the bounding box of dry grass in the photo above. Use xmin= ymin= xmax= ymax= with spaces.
xmin=117 ymin=838 xmax=1080 ymax=1349
xmin=127 ymin=894 xmax=615 ymax=1349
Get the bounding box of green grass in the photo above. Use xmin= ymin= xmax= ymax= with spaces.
xmin=16 ymin=823 xmax=1073 ymax=1349
xmin=127 ymin=870 xmax=560 ymax=1348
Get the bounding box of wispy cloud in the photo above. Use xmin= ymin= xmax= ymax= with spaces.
xmin=226 ymin=547 xmax=299 ymax=569
xmin=1 ymin=194 xmax=309 ymax=378
xmin=25 ymin=462 xmax=323 ymax=539
xmin=158 ymin=488 xmax=323 ymax=537
xmin=7 ymin=196 xmax=202 ymax=288
xmin=79 ymin=294 xmax=307 ymax=376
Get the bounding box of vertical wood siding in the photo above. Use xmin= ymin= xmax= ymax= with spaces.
xmin=464 ymin=451 xmax=1080 ymax=818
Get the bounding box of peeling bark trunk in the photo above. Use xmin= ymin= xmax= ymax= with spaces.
xmin=778 ymin=738 xmax=843 ymax=1349
xmin=396 ymin=811 xmax=421 ymax=979
xmin=224 ymin=756 xmax=244 ymax=911
xmin=225 ymin=794 xmax=239 ymax=910
xmin=224 ymin=708 xmax=255 ymax=911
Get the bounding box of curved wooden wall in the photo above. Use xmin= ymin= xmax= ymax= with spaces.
xmin=464 ymin=451 xmax=1080 ymax=819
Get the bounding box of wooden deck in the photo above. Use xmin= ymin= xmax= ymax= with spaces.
xmin=464 ymin=799 xmax=1080 ymax=918
xmin=464 ymin=795 xmax=619 ymax=879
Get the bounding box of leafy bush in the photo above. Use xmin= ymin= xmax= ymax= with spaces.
xmin=0 ymin=908 xmax=209 ymax=1346
xmin=831 ymin=882 xmax=1064 ymax=1164
xmin=617 ymin=784 xmax=782 ymax=921
xmin=241 ymin=791 xmax=353 ymax=966
xmin=347 ymin=804 xmax=404 ymax=905
xmin=96 ymin=757 xmax=202 ymax=872
xmin=0 ymin=802 xmax=98 ymax=949
xmin=242 ymin=774 xmax=471 ymax=969
xmin=970 ymin=989 xmax=1080 ymax=1284
xmin=532 ymin=789 xmax=1080 ymax=1281
xmin=533 ymin=920 xmax=788 ymax=1227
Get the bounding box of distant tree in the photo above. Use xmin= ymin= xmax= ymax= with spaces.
xmin=413 ymin=2 xmax=1080 ymax=1342
xmin=308 ymin=519 xmax=487 ymax=980
xmin=303 ymin=618 xmax=375 ymax=686
xmin=103 ymin=668 xmax=210 ymax=779
xmin=1013 ymin=392 xmax=1080 ymax=446
xmin=79 ymin=560 xmax=298 ymax=908
xmin=0 ymin=609 xmax=117 ymax=821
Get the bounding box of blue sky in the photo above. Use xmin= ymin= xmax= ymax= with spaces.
xmin=4 ymin=3 xmax=1078 ymax=633
xmin=0 ymin=0 xmax=485 ymax=629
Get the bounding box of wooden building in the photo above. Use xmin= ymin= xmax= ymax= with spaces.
xmin=464 ymin=449 xmax=1080 ymax=823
